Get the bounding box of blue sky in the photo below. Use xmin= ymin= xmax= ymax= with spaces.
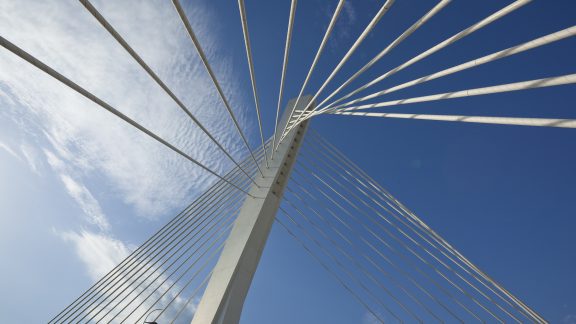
xmin=1 ymin=0 xmax=575 ymax=323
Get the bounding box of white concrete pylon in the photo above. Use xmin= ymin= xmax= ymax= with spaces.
xmin=191 ymin=96 xmax=314 ymax=324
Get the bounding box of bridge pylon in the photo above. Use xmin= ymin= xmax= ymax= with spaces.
xmin=191 ymin=96 xmax=314 ymax=324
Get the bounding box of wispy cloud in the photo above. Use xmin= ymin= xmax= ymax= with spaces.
xmin=362 ymin=310 xmax=393 ymax=324
xmin=19 ymin=142 xmax=42 ymax=175
xmin=563 ymin=314 xmax=576 ymax=324
xmin=0 ymin=0 xmax=252 ymax=219
xmin=0 ymin=141 xmax=20 ymax=160
xmin=0 ymin=0 xmax=253 ymax=297
xmin=55 ymin=228 xmax=186 ymax=322
xmin=55 ymin=227 xmax=203 ymax=322
xmin=42 ymin=146 xmax=111 ymax=231
xmin=0 ymin=139 xmax=44 ymax=174
xmin=327 ymin=1 xmax=357 ymax=52
xmin=60 ymin=174 xmax=111 ymax=232
xmin=57 ymin=229 xmax=132 ymax=281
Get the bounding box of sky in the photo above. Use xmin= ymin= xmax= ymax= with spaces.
xmin=0 ymin=0 xmax=575 ymax=323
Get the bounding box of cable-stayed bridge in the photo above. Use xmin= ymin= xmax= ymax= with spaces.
xmin=1 ymin=0 xmax=574 ymax=323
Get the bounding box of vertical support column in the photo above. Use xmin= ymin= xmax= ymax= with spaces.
xmin=191 ymin=96 xmax=314 ymax=324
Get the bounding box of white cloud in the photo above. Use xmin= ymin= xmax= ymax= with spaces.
xmin=58 ymin=229 xmax=132 ymax=281
xmin=563 ymin=314 xmax=576 ymax=324
xmin=44 ymin=148 xmax=66 ymax=171
xmin=0 ymin=0 xmax=253 ymax=219
xmin=19 ymin=143 xmax=42 ymax=175
xmin=1 ymin=1 xmax=249 ymax=320
xmin=0 ymin=139 xmax=43 ymax=175
xmin=328 ymin=1 xmax=358 ymax=51
xmin=42 ymin=147 xmax=111 ymax=231
xmin=362 ymin=311 xmax=386 ymax=324
xmin=343 ymin=1 xmax=358 ymax=25
xmin=60 ymin=173 xmax=110 ymax=232
xmin=56 ymin=228 xmax=204 ymax=322
xmin=0 ymin=141 xmax=20 ymax=160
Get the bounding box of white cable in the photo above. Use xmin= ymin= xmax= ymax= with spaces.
xmin=275 ymin=216 xmax=385 ymax=323
xmin=334 ymin=74 xmax=576 ymax=112
xmin=309 ymin=130 xmax=546 ymax=322
xmin=0 ymin=35 xmax=253 ymax=197
xmin=327 ymin=25 xmax=576 ymax=111
xmin=172 ymin=0 xmax=264 ymax=177
xmin=278 ymin=0 xmax=346 ymax=153
xmin=315 ymin=0 xmax=452 ymax=112
xmin=238 ymin=0 xmax=269 ymax=167
xmin=80 ymin=0 xmax=259 ymax=186
xmin=279 ymin=0 xmax=395 ymax=142
xmin=335 ymin=111 xmax=576 ymax=129
xmin=319 ymin=0 xmax=532 ymax=113
xmin=271 ymin=0 xmax=298 ymax=160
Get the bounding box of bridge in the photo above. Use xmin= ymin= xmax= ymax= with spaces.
xmin=1 ymin=0 xmax=574 ymax=323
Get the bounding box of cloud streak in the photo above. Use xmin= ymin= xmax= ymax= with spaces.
xmin=327 ymin=1 xmax=358 ymax=52
xmin=60 ymin=174 xmax=111 ymax=232
xmin=0 ymin=1 xmax=253 ymax=305
xmin=0 ymin=141 xmax=20 ymax=160
xmin=58 ymin=229 xmax=132 ymax=281
xmin=0 ymin=0 xmax=253 ymax=219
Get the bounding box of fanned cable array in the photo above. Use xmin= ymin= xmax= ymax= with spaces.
xmin=1 ymin=0 xmax=268 ymax=197
xmin=48 ymin=143 xmax=268 ymax=324
xmin=276 ymin=130 xmax=545 ymax=323
xmin=1 ymin=0 xmax=570 ymax=322
xmin=282 ymin=0 xmax=575 ymax=136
